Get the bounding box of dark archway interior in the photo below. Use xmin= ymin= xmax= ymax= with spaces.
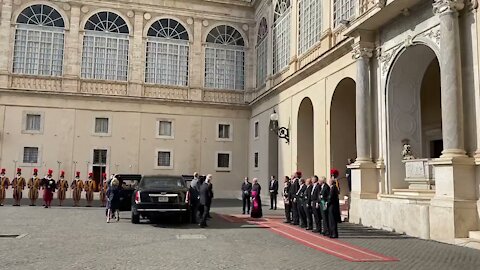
xmin=297 ymin=98 xmax=314 ymax=177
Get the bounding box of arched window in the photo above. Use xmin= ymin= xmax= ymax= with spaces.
xmin=81 ymin=11 xmax=129 ymax=81
xmin=333 ymin=0 xmax=356 ymax=28
xmin=145 ymin=18 xmax=189 ymax=86
xmin=298 ymin=0 xmax=322 ymax=54
xmin=273 ymin=0 xmax=291 ymax=74
xmin=13 ymin=4 xmax=65 ymax=76
xmin=256 ymin=18 xmax=268 ymax=88
xmin=205 ymin=25 xmax=245 ymax=90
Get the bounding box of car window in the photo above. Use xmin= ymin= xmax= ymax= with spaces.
xmin=140 ymin=177 xmax=185 ymax=189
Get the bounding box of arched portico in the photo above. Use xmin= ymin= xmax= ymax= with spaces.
xmin=330 ymin=78 xmax=356 ymax=195
xmin=386 ymin=43 xmax=441 ymax=191
xmin=297 ymin=97 xmax=314 ymax=177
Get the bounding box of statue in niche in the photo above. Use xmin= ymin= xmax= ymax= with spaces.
xmin=401 ymin=139 xmax=415 ymax=160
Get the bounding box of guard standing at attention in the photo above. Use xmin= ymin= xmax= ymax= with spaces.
xmin=27 ymin=168 xmax=41 ymax=206
xmin=12 ymin=168 xmax=26 ymax=206
xmin=71 ymin=172 xmax=83 ymax=207
xmin=56 ymin=170 xmax=68 ymax=206
xmin=99 ymin=173 xmax=107 ymax=207
xmin=84 ymin=172 xmax=96 ymax=207
xmin=0 ymin=168 xmax=10 ymax=206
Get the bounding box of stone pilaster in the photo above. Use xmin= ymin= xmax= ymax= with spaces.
xmin=188 ymin=18 xmax=203 ymax=101
xmin=429 ymin=0 xmax=477 ymax=242
xmin=0 ymin=0 xmax=13 ymax=88
xmin=63 ymin=4 xmax=81 ymax=92
xmin=128 ymin=11 xmax=144 ymax=97
xmin=288 ymin=2 xmax=298 ymax=73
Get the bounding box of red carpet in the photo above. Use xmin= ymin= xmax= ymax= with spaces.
xmin=218 ymin=214 xmax=399 ymax=263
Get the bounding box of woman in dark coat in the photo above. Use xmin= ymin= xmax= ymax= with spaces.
xmin=106 ymin=178 xmax=121 ymax=223
xmin=250 ymin=178 xmax=263 ymax=218
xmin=327 ymin=178 xmax=341 ymax=238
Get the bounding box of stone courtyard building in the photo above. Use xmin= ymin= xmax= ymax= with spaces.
xmin=1 ymin=0 xmax=480 ymax=245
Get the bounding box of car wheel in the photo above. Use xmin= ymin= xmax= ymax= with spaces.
xmin=131 ymin=211 xmax=140 ymax=224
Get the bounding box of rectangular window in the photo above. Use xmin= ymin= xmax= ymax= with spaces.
xmin=254 ymin=121 xmax=259 ymax=138
xmin=218 ymin=124 xmax=231 ymax=139
xmin=205 ymin=45 xmax=245 ymax=90
xmin=26 ymin=114 xmax=41 ymax=131
xmin=157 ymin=151 xmax=172 ymax=167
xmin=254 ymin=152 xmax=259 ymax=168
xmin=333 ymin=0 xmax=357 ymax=28
xmin=217 ymin=153 xmax=230 ymax=168
xmin=95 ymin=118 xmax=109 ymax=134
xmin=298 ymin=0 xmax=322 ymax=55
xmin=256 ymin=37 xmax=268 ymax=87
xmin=93 ymin=149 xmax=107 ymax=165
xmin=145 ymin=39 xmax=189 ymax=86
xmin=158 ymin=121 xmax=172 ymax=137
xmin=23 ymin=147 xmax=39 ymax=163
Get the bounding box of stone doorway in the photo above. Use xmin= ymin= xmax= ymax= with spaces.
xmin=297 ymin=97 xmax=314 ymax=177
xmin=330 ymin=78 xmax=356 ymax=195
xmin=386 ymin=44 xmax=441 ymax=191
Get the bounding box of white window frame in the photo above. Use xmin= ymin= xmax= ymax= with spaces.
xmin=216 ymin=122 xmax=233 ymax=142
xmin=20 ymin=145 xmax=42 ymax=167
xmin=333 ymin=0 xmax=357 ymax=28
xmin=156 ymin=119 xmax=175 ymax=139
xmin=254 ymin=120 xmax=259 ymax=140
xmin=273 ymin=0 xmax=292 ymax=74
xmin=215 ymin=151 xmax=232 ymax=172
xmin=89 ymin=146 xmax=110 ymax=174
xmin=254 ymin=152 xmax=259 ymax=170
xmin=92 ymin=116 xmax=112 ymax=137
xmin=21 ymin=111 xmax=44 ymax=134
xmin=155 ymin=149 xmax=174 ymax=169
xmin=298 ymin=0 xmax=322 ymax=55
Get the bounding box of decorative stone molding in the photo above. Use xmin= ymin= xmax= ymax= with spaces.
xmin=379 ymin=44 xmax=401 ymax=76
xmin=187 ymin=18 xmax=193 ymax=25
xmin=144 ymin=86 xmax=188 ymax=100
xmin=404 ymin=35 xmax=413 ymax=47
xmin=127 ymin=11 xmax=134 ymax=18
xmin=423 ymin=27 xmax=441 ymax=47
xmin=63 ymin=3 xmax=71 ymax=11
xmin=377 ymin=0 xmax=387 ymax=8
xmin=13 ymin=0 xmax=21 ymax=6
xmin=203 ymin=90 xmax=245 ymax=104
xmin=432 ymin=0 xmax=465 ymax=15
xmin=81 ymin=6 xmax=89 ymax=13
xmin=144 ymin=13 xmax=151 ymax=20
xmin=352 ymin=43 xmax=374 ymax=59
xmin=11 ymin=76 xmax=62 ymax=92
xmin=468 ymin=0 xmax=478 ymax=10
xmin=80 ymin=81 xmax=127 ymax=96
xmin=202 ymin=20 xmax=209 ymax=27
xmin=242 ymin=24 xmax=249 ymax=31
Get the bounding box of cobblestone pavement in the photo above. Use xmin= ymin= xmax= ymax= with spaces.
xmin=1 ymin=199 xmax=480 ymax=270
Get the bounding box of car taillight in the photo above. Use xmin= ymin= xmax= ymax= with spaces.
xmin=135 ymin=191 xmax=141 ymax=204
xmin=185 ymin=191 xmax=190 ymax=204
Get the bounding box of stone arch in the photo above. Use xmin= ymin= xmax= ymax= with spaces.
xmin=386 ymin=43 xmax=441 ymax=191
xmin=330 ymin=77 xmax=356 ymax=194
xmin=297 ymin=97 xmax=314 ymax=177
xmin=143 ymin=15 xmax=193 ymax=42
xmin=80 ymin=8 xmax=133 ymax=35
xmin=203 ymin=22 xmax=249 ymax=48
xmin=13 ymin=1 xmax=70 ymax=30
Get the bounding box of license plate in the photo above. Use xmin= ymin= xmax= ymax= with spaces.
xmin=158 ymin=196 xmax=169 ymax=202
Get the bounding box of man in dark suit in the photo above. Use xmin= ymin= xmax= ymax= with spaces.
xmin=198 ymin=175 xmax=212 ymax=228
xmin=319 ymin=176 xmax=331 ymax=235
xmin=241 ymin=177 xmax=252 ymax=214
xmin=189 ymin=172 xmax=200 ymax=224
xmin=205 ymin=176 xmax=214 ymax=219
xmin=289 ymin=172 xmax=301 ymax=225
xmin=269 ymin=175 xmax=278 ymax=210
xmin=311 ymin=175 xmax=322 ymax=232
xmin=296 ymin=178 xmax=307 ymax=228
xmin=303 ymin=178 xmax=314 ymax=230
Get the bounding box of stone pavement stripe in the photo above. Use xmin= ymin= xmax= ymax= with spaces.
xmin=269 ymin=221 xmax=398 ymax=262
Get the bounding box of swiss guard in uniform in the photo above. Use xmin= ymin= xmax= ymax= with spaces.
xmin=56 ymin=170 xmax=68 ymax=206
xmin=27 ymin=168 xmax=41 ymax=206
xmin=0 ymin=168 xmax=10 ymax=206
xmin=99 ymin=173 xmax=107 ymax=207
xmin=12 ymin=168 xmax=26 ymax=206
xmin=84 ymin=172 xmax=96 ymax=207
xmin=71 ymin=172 xmax=83 ymax=207
xmin=330 ymin=169 xmax=340 ymax=190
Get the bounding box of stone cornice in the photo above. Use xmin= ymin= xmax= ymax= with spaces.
xmin=433 ymin=0 xmax=465 ymax=15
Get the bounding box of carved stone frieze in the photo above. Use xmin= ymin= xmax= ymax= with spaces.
xmin=11 ymin=76 xmax=62 ymax=92
xmin=80 ymin=81 xmax=127 ymax=96
xmin=422 ymin=27 xmax=441 ymax=47
xmin=432 ymin=0 xmax=465 ymax=15
xmin=144 ymin=86 xmax=188 ymax=100
xmin=379 ymin=45 xmax=401 ymax=76
xmin=203 ymin=90 xmax=245 ymax=104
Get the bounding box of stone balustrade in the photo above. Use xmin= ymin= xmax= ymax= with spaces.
xmin=80 ymin=81 xmax=128 ymax=96
xmin=403 ymin=159 xmax=435 ymax=190
xmin=10 ymin=75 xmax=63 ymax=92
xmin=203 ymin=89 xmax=245 ymax=104
xmin=144 ymin=85 xmax=189 ymax=100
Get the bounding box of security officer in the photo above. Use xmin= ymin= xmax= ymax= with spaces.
xmin=56 ymin=170 xmax=68 ymax=206
xmin=84 ymin=173 xmax=95 ymax=207
xmin=27 ymin=168 xmax=41 ymax=206
xmin=12 ymin=168 xmax=26 ymax=206
xmin=0 ymin=168 xmax=10 ymax=206
xmin=71 ymin=172 xmax=83 ymax=207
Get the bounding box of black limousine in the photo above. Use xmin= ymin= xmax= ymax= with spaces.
xmin=131 ymin=175 xmax=190 ymax=224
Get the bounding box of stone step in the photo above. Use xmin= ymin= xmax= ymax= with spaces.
xmin=392 ymin=189 xmax=435 ymax=197
xmin=468 ymin=231 xmax=480 ymax=241
xmin=455 ymin=238 xmax=480 ymax=250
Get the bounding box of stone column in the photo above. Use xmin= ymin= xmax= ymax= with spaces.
xmin=352 ymin=42 xmax=373 ymax=163
xmin=428 ymin=0 xmax=477 ymax=242
xmin=434 ymin=0 xmax=467 ymax=157
xmin=62 ymin=4 xmax=81 ymax=92
xmin=0 ymin=0 xmax=13 ymax=88
xmin=128 ymin=11 xmax=144 ymax=97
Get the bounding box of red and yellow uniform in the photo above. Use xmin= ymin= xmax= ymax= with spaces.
xmin=84 ymin=173 xmax=96 ymax=207
xmin=71 ymin=172 xmax=83 ymax=207
xmin=27 ymin=168 xmax=41 ymax=206
xmin=56 ymin=171 xmax=68 ymax=206
xmin=0 ymin=168 xmax=10 ymax=206
xmin=12 ymin=168 xmax=26 ymax=206
xmin=99 ymin=173 xmax=107 ymax=207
